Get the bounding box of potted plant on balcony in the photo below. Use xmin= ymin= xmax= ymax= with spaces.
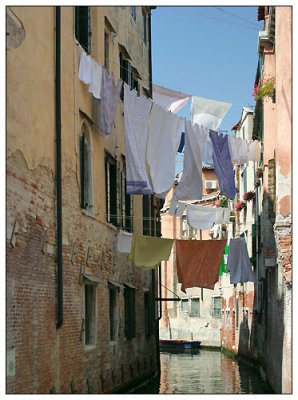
xmin=253 ymin=77 xmax=275 ymax=102
xmin=235 ymin=200 xmax=247 ymax=212
xmin=242 ymin=190 xmax=256 ymax=202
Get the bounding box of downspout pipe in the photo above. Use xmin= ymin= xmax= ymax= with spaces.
xmin=55 ymin=6 xmax=63 ymax=330
xmin=148 ymin=8 xmax=153 ymax=97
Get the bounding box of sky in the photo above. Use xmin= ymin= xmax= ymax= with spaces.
xmin=151 ymin=6 xmax=263 ymax=132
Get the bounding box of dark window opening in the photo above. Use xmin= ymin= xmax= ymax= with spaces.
xmin=144 ymin=291 xmax=154 ymax=336
xmin=142 ymin=9 xmax=147 ymax=43
xmin=105 ymin=153 xmax=118 ymax=227
xmin=124 ymin=286 xmax=136 ymax=340
xmin=80 ymin=133 xmax=93 ymax=212
xmin=85 ymin=284 xmax=96 ymax=345
xmin=109 ymin=285 xmax=118 ymax=341
xmin=75 ymin=6 xmax=91 ymax=53
xmin=104 ymin=31 xmax=109 ymax=71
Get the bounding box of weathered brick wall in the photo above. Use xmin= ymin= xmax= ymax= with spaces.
xmin=6 ymin=150 xmax=158 ymax=394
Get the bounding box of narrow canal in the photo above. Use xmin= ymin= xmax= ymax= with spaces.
xmin=136 ymin=349 xmax=273 ymax=394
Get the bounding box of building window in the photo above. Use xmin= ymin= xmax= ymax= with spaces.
xmin=141 ymin=9 xmax=147 ymax=43
xmin=189 ymin=298 xmax=200 ymax=317
xmin=105 ymin=152 xmax=119 ymax=227
xmin=109 ymin=284 xmax=118 ymax=341
xmin=75 ymin=6 xmax=91 ymax=53
xmin=181 ymin=298 xmax=189 ymax=313
xmin=80 ymin=130 xmax=94 ymax=212
xmin=130 ymin=6 xmax=137 ymax=22
xmin=104 ymin=30 xmax=110 ymax=72
xmin=225 ymin=309 xmax=231 ymax=327
xmin=212 ymin=296 xmax=222 ymax=317
xmin=124 ymin=285 xmax=136 ymax=340
xmin=85 ymin=284 xmax=96 ymax=346
xmin=121 ymin=157 xmax=133 ymax=233
xmin=144 ymin=291 xmax=154 ymax=336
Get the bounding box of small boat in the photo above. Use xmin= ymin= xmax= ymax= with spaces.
xmin=159 ymin=339 xmax=201 ymax=351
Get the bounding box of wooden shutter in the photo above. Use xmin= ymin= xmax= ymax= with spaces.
xmin=85 ymin=143 xmax=93 ymax=212
xmin=80 ymin=134 xmax=85 ymax=209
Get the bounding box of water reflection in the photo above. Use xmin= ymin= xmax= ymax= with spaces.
xmin=136 ymin=349 xmax=273 ymax=394
xmin=159 ymin=350 xmax=272 ymax=394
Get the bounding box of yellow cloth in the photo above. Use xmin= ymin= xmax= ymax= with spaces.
xmin=129 ymin=234 xmax=174 ymax=268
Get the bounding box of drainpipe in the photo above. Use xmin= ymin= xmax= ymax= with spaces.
xmin=55 ymin=6 xmax=63 ymax=330
xmin=148 ymin=9 xmax=153 ymax=97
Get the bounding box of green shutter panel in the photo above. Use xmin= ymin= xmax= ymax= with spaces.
xmin=80 ymin=134 xmax=85 ymax=209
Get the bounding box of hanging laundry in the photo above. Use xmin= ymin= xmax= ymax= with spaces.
xmin=78 ymin=49 xmax=92 ymax=85
xmin=191 ymin=96 xmax=232 ymax=131
xmin=219 ymin=244 xmax=229 ymax=276
xmin=186 ymin=203 xmax=222 ymax=229
xmin=210 ymin=223 xmax=220 ymax=239
xmin=227 ymin=135 xmax=240 ymax=164
xmin=117 ymin=230 xmax=133 ymax=253
xmin=227 ymin=237 xmax=257 ymax=284
xmin=129 ymin=234 xmax=174 ymax=269
xmin=177 ymin=132 xmax=185 ymax=153
xmin=176 ymin=239 xmax=227 ymax=291
xmin=88 ymin=58 xmax=103 ymax=99
xmin=247 ymin=140 xmax=261 ymax=162
xmin=123 ymin=83 xmax=153 ymax=194
xmin=172 ymin=121 xmax=209 ymax=202
xmin=152 ymin=83 xmax=190 ymax=114
xmin=202 ymin=136 xmax=214 ymax=167
xmin=93 ymin=67 xmax=122 ymax=135
xmin=167 ymin=199 xmax=187 ymax=217
xmin=209 ymin=130 xmax=237 ymax=200
xmin=215 ymin=207 xmax=231 ymax=224
xmin=238 ymin=138 xmax=250 ymax=164
xmin=147 ymin=103 xmax=183 ymax=196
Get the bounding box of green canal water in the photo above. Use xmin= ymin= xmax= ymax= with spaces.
xmin=136 ymin=349 xmax=273 ymax=394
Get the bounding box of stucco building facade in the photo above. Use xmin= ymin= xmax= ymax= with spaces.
xmin=251 ymin=6 xmax=292 ymax=394
xmin=6 ymin=6 xmax=160 ymax=394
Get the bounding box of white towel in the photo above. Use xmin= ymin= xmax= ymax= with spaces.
xmin=215 ymin=207 xmax=231 ymax=224
xmin=191 ymin=96 xmax=232 ymax=131
xmin=186 ymin=203 xmax=221 ymax=230
xmin=227 ymin=237 xmax=257 ymax=284
xmin=167 ymin=200 xmax=187 ymax=217
xmin=88 ymin=59 xmax=103 ymax=99
xmin=173 ymin=121 xmax=209 ymax=201
xmin=202 ymin=136 xmax=214 ymax=167
xmin=147 ymin=103 xmax=183 ymax=195
xmin=123 ymin=83 xmax=153 ymax=194
xmin=117 ymin=230 xmax=133 ymax=253
xmin=248 ymin=140 xmax=261 ymax=162
xmin=78 ymin=50 xmax=92 ymax=85
xmin=152 ymin=83 xmax=190 ymax=114
xmin=228 ymin=136 xmax=249 ymax=165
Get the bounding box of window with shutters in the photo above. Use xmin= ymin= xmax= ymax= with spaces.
xmin=119 ymin=51 xmax=140 ymax=97
xmin=124 ymin=285 xmax=136 ymax=340
xmin=80 ymin=128 xmax=94 ymax=213
xmin=109 ymin=284 xmax=118 ymax=342
xmin=121 ymin=157 xmax=133 ymax=233
xmin=144 ymin=290 xmax=154 ymax=336
xmin=75 ymin=6 xmax=91 ymax=54
xmin=141 ymin=9 xmax=147 ymax=43
xmin=189 ymin=298 xmax=200 ymax=317
xmin=105 ymin=152 xmax=119 ymax=227
xmin=85 ymin=284 xmax=96 ymax=346
xmin=212 ymin=296 xmax=222 ymax=317
xmin=181 ymin=298 xmax=189 ymax=313
xmin=104 ymin=30 xmax=110 ymax=72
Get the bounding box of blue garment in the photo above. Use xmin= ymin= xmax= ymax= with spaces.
xmin=177 ymin=132 xmax=185 ymax=153
xmin=209 ymin=130 xmax=237 ymax=200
